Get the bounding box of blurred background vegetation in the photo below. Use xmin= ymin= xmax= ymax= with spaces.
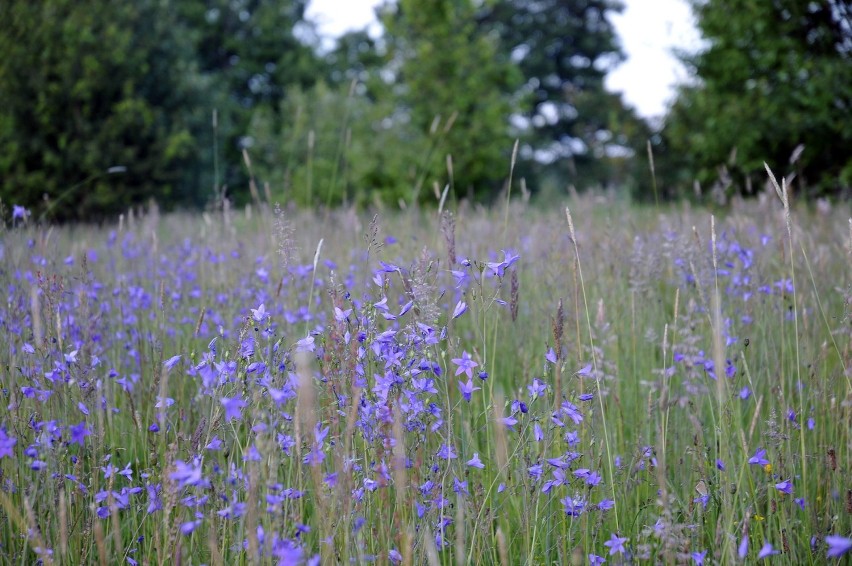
xmin=0 ymin=0 xmax=849 ymax=221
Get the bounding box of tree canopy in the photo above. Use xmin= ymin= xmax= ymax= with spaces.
xmin=0 ymin=0 xmax=206 ymax=221
xmin=11 ymin=0 xmax=847 ymax=220
xmin=661 ymin=0 xmax=852 ymax=199
xmin=479 ymin=0 xmax=649 ymax=193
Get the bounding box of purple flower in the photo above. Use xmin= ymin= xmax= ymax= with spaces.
xmin=748 ymin=448 xmax=769 ymax=466
xmin=561 ymin=401 xmax=584 ymax=424
xmin=398 ymin=300 xmax=414 ymax=318
xmin=170 ymin=459 xmax=206 ymax=488
xmin=534 ymin=423 xmax=544 ymax=442
xmin=12 ymin=204 xmax=30 ymax=220
xmin=334 ymin=306 xmax=352 ymax=322
xmin=0 ymin=428 xmax=18 ymax=458
xmin=466 ymin=453 xmax=485 ymax=469
xmin=691 ymin=550 xmax=707 ymax=565
xmin=561 ymin=495 xmax=586 ymax=517
xmin=794 ymin=497 xmax=806 ymax=510
xmin=451 ymin=351 xmax=478 ymax=379
xmin=294 ymin=335 xmax=315 ymax=353
xmin=588 ymin=554 xmax=606 ymax=565
xmin=597 ymin=499 xmax=615 ymax=511
xmin=716 ymin=458 xmax=726 ymax=470
xmin=163 ymin=355 xmax=182 ymax=370
xmin=826 ymin=535 xmax=852 ymax=558
xmin=69 ymin=422 xmax=91 ymax=446
xmin=251 ymin=303 xmax=269 ymax=322
xmin=437 ymin=444 xmax=457 ymax=460
xmin=693 ymin=494 xmax=710 ymax=509
xmin=146 ymin=484 xmax=162 ymax=514
xmin=757 ymin=542 xmax=779 ymax=559
xmin=774 ymin=479 xmax=792 ymax=495
xmin=739 ymin=386 xmax=751 ymax=399
xmin=738 ymin=535 xmax=749 ymax=559
xmin=545 ymin=348 xmax=557 ymax=364
xmin=457 ymin=379 xmax=480 ymax=402
xmin=528 ymin=378 xmax=547 ymax=398
xmin=452 ymin=300 xmax=467 ymax=319
xmin=542 ymin=469 xmax=567 ymax=493
xmin=584 ymin=471 xmax=602 ymax=486
xmin=604 ymin=533 xmax=628 ymax=556
xmin=576 ymin=363 xmax=592 ymax=377
xmin=221 ymin=396 xmax=247 ymax=421
xmin=528 ymin=464 xmax=543 ymax=481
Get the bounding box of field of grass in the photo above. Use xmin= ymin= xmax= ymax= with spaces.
xmin=0 ymin=186 xmax=850 ymax=564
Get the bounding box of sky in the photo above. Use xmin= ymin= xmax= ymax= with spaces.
xmin=305 ymin=0 xmax=704 ymax=119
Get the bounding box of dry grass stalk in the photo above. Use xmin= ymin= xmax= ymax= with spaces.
xmin=552 ymin=299 xmax=564 ymax=405
xmin=496 ymin=526 xmax=509 ymax=566
xmin=30 ymin=286 xmax=42 ymax=349
xmin=59 ymin=488 xmax=68 ymax=558
xmin=440 ymin=210 xmax=456 ymax=266
xmin=93 ymin=512 xmax=108 ymax=566
xmin=246 ymin=463 xmax=260 ymax=564
xmin=510 ymin=269 xmax=519 ymax=322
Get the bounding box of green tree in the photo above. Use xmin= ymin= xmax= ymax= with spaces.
xmin=0 ymin=0 xmax=206 ymax=221
xmin=381 ymin=0 xmax=522 ymax=202
xmin=662 ymin=0 xmax=852 ymax=199
xmin=325 ymin=30 xmax=387 ymax=88
xmin=478 ymin=0 xmax=650 ymax=194
xmin=175 ymin=0 xmax=325 ymax=198
xmin=250 ymin=81 xmax=435 ymax=208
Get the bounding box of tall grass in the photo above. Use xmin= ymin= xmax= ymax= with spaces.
xmin=0 ymin=189 xmax=849 ymax=564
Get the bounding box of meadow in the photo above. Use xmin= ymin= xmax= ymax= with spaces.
xmin=0 ymin=181 xmax=850 ymax=565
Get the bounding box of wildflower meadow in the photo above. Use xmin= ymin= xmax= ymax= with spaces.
xmin=1 ymin=177 xmax=850 ymax=564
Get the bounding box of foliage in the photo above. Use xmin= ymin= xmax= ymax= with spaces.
xmin=478 ymin=0 xmax=651 ymax=194
xmin=175 ymin=0 xmax=326 ymax=196
xmin=381 ymin=0 xmax=522 ymax=202
xmin=249 ymin=81 xmax=437 ymax=207
xmin=0 ymin=0 xmax=207 ymax=221
xmin=662 ymin=0 xmax=852 ymax=199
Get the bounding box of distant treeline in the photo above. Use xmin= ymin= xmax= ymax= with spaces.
xmin=1 ymin=0 xmax=849 ymax=221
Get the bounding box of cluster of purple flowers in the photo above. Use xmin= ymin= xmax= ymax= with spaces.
xmin=1 ymin=207 xmax=849 ymax=563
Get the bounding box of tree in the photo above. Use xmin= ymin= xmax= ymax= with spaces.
xmin=381 ymin=0 xmax=522 ymax=202
xmin=250 ymin=81 xmax=435 ymax=208
xmin=175 ymin=0 xmax=326 ymax=198
xmin=478 ymin=0 xmax=650 ymax=194
xmin=0 ymin=0 xmax=206 ymax=221
xmin=662 ymin=0 xmax=852 ymax=199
